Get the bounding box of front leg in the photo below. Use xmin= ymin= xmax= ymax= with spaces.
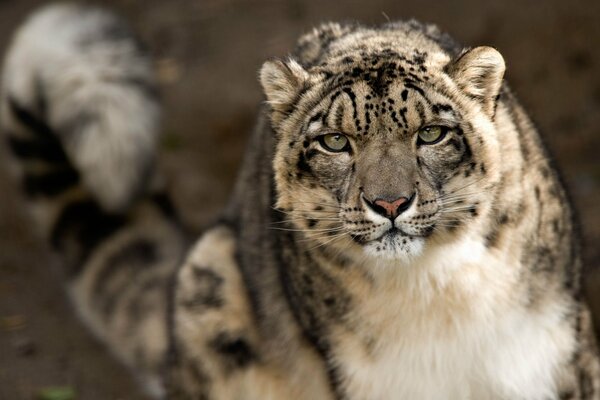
xmin=167 ymin=225 xmax=331 ymax=399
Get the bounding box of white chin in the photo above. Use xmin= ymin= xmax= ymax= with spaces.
xmin=363 ymin=233 xmax=425 ymax=261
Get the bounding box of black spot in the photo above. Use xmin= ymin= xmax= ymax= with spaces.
xmin=484 ymin=224 xmax=501 ymax=248
xmin=296 ymin=152 xmax=312 ymax=178
xmin=398 ymin=107 xmax=408 ymax=125
xmin=210 ymin=332 xmax=257 ymax=371
xmin=431 ymin=103 xmax=453 ymax=115
xmin=401 ymin=89 xmax=408 ymax=101
xmin=7 ymin=134 xmax=68 ymax=163
xmin=51 ymin=200 xmax=127 ymax=275
xmin=404 ymin=81 xmax=425 ymax=97
xmin=22 ymin=168 xmax=80 ymax=198
xmin=448 ymin=137 xmax=462 ymax=152
xmin=151 ymin=192 xmax=178 ymax=219
xmin=8 ymin=96 xmax=54 ymax=140
xmin=182 ymin=266 xmax=225 ymax=310
xmin=309 ymin=112 xmax=323 ymax=124
xmin=305 ymin=149 xmax=318 ymax=160
xmin=307 ymin=219 xmax=317 ymax=228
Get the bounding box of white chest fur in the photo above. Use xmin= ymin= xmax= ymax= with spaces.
xmin=331 ymin=237 xmax=575 ymax=400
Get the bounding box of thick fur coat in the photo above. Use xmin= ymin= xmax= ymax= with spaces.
xmin=2 ymin=4 xmax=599 ymax=399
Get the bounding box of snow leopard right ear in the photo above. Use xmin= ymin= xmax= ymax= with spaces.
xmin=260 ymin=58 xmax=309 ymax=125
xmin=446 ymin=46 xmax=505 ymax=118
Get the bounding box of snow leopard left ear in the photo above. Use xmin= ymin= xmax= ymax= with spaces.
xmin=447 ymin=46 xmax=505 ymax=118
xmin=260 ymin=58 xmax=309 ymax=126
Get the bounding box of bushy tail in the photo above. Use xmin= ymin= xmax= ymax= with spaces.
xmin=1 ymin=4 xmax=187 ymax=397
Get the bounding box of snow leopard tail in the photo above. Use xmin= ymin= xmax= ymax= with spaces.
xmin=0 ymin=4 xmax=186 ymax=397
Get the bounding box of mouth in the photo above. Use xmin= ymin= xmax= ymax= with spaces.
xmin=351 ymin=226 xmax=410 ymax=245
xmin=360 ymin=226 xmax=426 ymax=260
xmin=380 ymin=227 xmax=408 ymax=240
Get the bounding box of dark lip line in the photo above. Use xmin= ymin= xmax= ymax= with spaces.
xmin=350 ymin=223 xmax=434 ymax=245
xmin=370 ymin=225 xmax=434 ymax=242
xmin=359 ymin=227 xmax=411 ymax=244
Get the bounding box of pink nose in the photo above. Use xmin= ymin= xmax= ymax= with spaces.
xmin=373 ymin=196 xmax=411 ymax=219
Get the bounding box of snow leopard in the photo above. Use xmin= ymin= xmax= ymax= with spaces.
xmin=2 ymin=3 xmax=599 ymax=399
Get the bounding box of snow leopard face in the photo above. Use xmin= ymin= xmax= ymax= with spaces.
xmin=262 ymin=22 xmax=505 ymax=261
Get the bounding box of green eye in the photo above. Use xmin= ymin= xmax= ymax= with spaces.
xmin=417 ymin=126 xmax=448 ymax=144
xmin=318 ymin=133 xmax=350 ymax=152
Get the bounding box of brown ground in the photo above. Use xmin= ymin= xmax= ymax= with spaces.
xmin=0 ymin=0 xmax=599 ymax=398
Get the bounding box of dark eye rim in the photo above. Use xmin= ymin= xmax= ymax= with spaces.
xmin=316 ymin=133 xmax=352 ymax=153
xmin=416 ymin=125 xmax=454 ymax=146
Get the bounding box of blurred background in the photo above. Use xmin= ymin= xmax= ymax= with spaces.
xmin=0 ymin=0 xmax=598 ymax=398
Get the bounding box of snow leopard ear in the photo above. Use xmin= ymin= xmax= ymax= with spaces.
xmin=260 ymin=58 xmax=309 ymax=125
xmin=447 ymin=46 xmax=505 ymax=118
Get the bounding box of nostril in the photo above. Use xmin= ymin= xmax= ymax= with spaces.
xmin=397 ymin=193 xmax=415 ymax=213
xmin=367 ymin=199 xmax=389 ymax=217
xmin=361 ymin=194 xmax=384 ymax=216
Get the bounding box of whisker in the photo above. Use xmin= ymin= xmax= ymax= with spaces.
xmin=441 ymin=206 xmax=479 ymax=213
xmin=431 ymin=222 xmax=467 ymax=228
xmin=269 ymin=226 xmax=346 ymax=233
xmin=296 ymin=228 xmax=350 ymax=242
xmin=440 ymin=191 xmax=488 ymax=200
xmin=293 ymin=210 xmax=340 ymax=216
xmin=269 ymin=219 xmax=342 ymax=226
xmin=292 ymin=201 xmax=340 ymax=207
xmin=443 ymin=176 xmax=488 ymax=196
xmin=433 ymin=219 xmax=469 ymax=226
xmin=306 ymin=231 xmax=349 ymax=251
xmin=439 ymin=190 xmax=491 ymax=202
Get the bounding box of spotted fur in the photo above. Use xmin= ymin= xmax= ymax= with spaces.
xmin=2 ymin=5 xmax=599 ymax=400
